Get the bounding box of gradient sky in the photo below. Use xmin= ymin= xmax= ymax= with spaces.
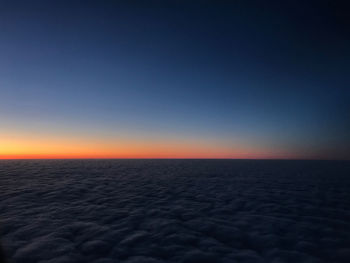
xmin=1 ymin=0 xmax=349 ymax=159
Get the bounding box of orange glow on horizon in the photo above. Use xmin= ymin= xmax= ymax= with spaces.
xmin=0 ymin=131 xmax=240 ymax=159
xmin=0 ymin=130 xmax=320 ymax=160
xmin=0 ymin=135 xmax=290 ymax=159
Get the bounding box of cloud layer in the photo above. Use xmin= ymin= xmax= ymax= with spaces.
xmin=0 ymin=160 xmax=350 ymax=262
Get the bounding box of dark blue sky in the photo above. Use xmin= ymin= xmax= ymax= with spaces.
xmin=1 ymin=0 xmax=349 ymax=159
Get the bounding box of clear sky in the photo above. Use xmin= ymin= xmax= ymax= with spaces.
xmin=1 ymin=0 xmax=349 ymax=159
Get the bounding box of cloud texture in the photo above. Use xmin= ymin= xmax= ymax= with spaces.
xmin=0 ymin=160 xmax=350 ymax=262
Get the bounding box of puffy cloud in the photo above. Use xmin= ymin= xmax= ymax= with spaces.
xmin=0 ymin=160 xmax=350 ymax=262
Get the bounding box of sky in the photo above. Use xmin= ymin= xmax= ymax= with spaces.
xmin=0 ymin=0 xmax=349 ymax=159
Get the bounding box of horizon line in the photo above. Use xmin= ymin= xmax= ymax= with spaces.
xmin=0 ymin=158 xmax=349 ymax=161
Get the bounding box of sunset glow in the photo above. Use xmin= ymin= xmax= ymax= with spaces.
xmin=0 ymin=128 xmax=301 ymax=159
xmin=0 ymin=1 xmax=349 ymax=160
